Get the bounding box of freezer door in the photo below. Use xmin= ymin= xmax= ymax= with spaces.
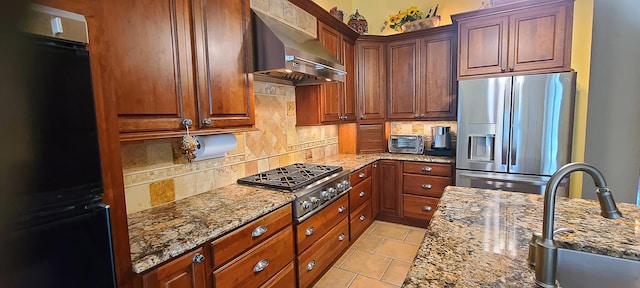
xmin=455 ymin=170 xmax=569 ymax=197
xmin=457 ymin=77 xmax=512 ymax=173
xmin=509 ymin=72 xmax=576 ymax=176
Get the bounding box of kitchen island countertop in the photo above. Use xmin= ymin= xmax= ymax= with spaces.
xmin=404 ymin=186 xmax=640 ymax=287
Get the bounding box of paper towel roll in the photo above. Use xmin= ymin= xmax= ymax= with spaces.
xmin=193 ymin=134 xmax=237 ymax=161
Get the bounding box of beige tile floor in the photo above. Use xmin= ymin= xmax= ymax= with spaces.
xmin=313 ymin=221 xmax=426 ymax=288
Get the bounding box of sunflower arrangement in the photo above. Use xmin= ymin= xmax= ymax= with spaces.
xmin=383 ymin=6 xmax=424 ymax=32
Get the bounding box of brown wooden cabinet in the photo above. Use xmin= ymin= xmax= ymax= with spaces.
xmin=373 ymin=160 xmax=402 ymax=218
xmin=386 ymin=26 xmax=457 ymax=120
xmin=454 ymin=0 xmax=573 ymax=78
xmin=356 ymin=38 xmax=386 ymax=121
xmin=349 ymin=165 xmax=374 ymax=241
xmin=102 ymin=0 xmax=255 ymax=140
xmin=141 ymin=247 xmax=207 ymax=288
xmin=295 ymin=22 xmax=356 ymax=125
xmin=402 ymin=162 xmax=453 ymax=222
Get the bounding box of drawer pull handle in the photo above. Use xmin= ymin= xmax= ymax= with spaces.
xmin=305 ymin=226 xmax=315 ymax=236
xmin=253 ymin=259 xmax=269 ymax=273
xmin=338 ymin=233 xmax=346 ymax=241
xmin=422 ymin=206 xmax=433 ymax=212
xmin=359 ymin=215 xmax=365 ymax=221
xmin=422 ymin=166 xmax=433 ymax=172
xmin=338 ymin=206 xmax=346 ymax=213
xmin=251 ymin=225 xmax=267 ymax=238
xmin=358 ymin=172 xmax=366 ymax=178
xmin=307 ymin=260 xmax=316 ymax=271
xmin=359 ymin=191 xmax=365 ymax=197
xmin=192 ymin=253 xmax=205 ymax=264
xmin=421 ymin=184 xmax=432 ymax=189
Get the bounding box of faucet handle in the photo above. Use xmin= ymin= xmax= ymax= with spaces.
xmin=528 ymin=228 xmax=574 ymax=268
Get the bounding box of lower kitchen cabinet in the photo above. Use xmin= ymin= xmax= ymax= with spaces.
xmin=295 ymin=195 xmax=348 ymax=253
xmin=402 ymin=161 xmax=453 ymax=222
xmin=350 ymin=199 xmax=373 ymax=240
xmin=260 ymin=262 xmax=296 ymax=288
xmin=403 ymin=194 xmax=439 ymax=220
xmin=141 ymin=247 xmax=207 ymax=288
xmin=374 ymin=160 xmax=403 ymax=218
xmin=297 ymin=218 xmax=350 ymax=288
xmin=349 ymin=165 xmax=374 ymax=241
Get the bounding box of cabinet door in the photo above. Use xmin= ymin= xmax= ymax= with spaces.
xmin=318 ymin=22 xmax=342 ymax=123
xmin=105 ymin=0 xmax=196 ymax=133
xmin=142 ymin=247 xmax=207 ymax=288
xmin=356 ymin=40 xmax=386 ymax=121
xmin=458 ymin=15 xmax=509 ymax=77
xmin=192 ymin=0 xmax=255 ymax=128
xmin=509 ymin=4 xmax=569 ymax=72
xmin=374 ymin=160 xmax=402 ymax=217
xmin=387 ymin=39 xmax=418 ymax=119
xmin=341 ymin=38 xmax=357 ymax=121
xmin=419 ymin=33 xmax=457 ymax=119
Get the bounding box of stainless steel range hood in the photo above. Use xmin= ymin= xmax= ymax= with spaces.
xmin=252 ymin=9 xmax=346 ymax=86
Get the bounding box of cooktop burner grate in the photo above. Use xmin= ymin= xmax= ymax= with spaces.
xmin=237 ymin=163 xmax=343 ymax=191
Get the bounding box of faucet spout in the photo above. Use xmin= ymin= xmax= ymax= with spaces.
xmin=535 ymin=162 xmax=623 ymax=287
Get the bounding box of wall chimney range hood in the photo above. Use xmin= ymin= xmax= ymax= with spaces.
xmin=252 ymin=9 xmax=346 ymax=86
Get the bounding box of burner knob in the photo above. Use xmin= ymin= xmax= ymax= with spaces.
xmin=336 ymin=183 xmax=344 ymax=192
xmin=321 ymin=190 xmax=331 ymax=200
xmin=301 ymin=201 xmax=312 ymax=210
xmin=342 ymin=180 xmax=350 ymax=189
xmin=310 ymin=197 xmax=320 ymax=206
xmin=328 ymin=187 xmax=337 ymax=197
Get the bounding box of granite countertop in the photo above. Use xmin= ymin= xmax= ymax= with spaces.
xmin=309 ymin=153 xmax=455 ymax=171
xmin=127 ymin=153 xmax=454 ymax=274
xmin=404 ymin=186 xmax=640 ymax=287
xmin=127 ymin=184 xmax=295 ymax=273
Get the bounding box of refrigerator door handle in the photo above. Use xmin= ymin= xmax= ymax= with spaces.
xmin=457 ymin=171 xmax=549 ymax=186
xmin=501 ymin=78 xmax=513 ymax=166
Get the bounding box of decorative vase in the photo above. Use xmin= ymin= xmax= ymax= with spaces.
xmin=348 ymin=9 xmax=368 ymax=34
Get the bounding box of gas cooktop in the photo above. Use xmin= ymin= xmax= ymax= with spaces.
xmin=236 ymin=163 xmax=343 ymax=191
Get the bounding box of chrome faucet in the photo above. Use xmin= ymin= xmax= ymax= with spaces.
xmin=533 ymin=162 xmax=623 ymax=287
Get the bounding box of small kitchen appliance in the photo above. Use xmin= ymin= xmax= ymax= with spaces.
xmin=388 ymin=135 xmax=425 ymax=154
xmin=425 ymin=126 xmax=454 ymax=156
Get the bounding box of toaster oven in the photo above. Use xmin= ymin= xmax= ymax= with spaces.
xmin=388 ymin=135 xmax=425 ymax=154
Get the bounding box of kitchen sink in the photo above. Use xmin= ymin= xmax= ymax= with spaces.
xmin=556 ymin=248 xmax=640 ymax=288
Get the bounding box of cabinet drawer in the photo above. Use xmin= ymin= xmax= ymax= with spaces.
xmin=350 ymin=165 xmax=372 ymax=186
xmin=403 ymin=162 xmax=452 ymax=177
xmin=213 ymin=227 xmax=294 ymax=288
xmin=211 ymin=205 xmax=292 ymax=268
xmin=349 ymin=177 xmax=372 ymax=211
xmin=403 ymin=174 xmax=451 ymax=197
xmin=403 ymin=195 xmax=439 ymax=221
xmin=296 ymin=194 xmax=348 ymax=253
xmin=350 ymin=199 xmax=372 ymax=241
xmin=260 ymin=262 xmax=295 ymax=288
xmin=298 ymin=218 xmax=350 ymax=288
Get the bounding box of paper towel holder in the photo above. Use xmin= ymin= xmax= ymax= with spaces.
xmin=193 ymin=134 xmax=238 ymax=161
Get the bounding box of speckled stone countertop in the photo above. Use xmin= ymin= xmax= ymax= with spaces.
xmin=309 ymin=153 xmax=454 ymax=171
xmin=403 ymin=186 xmax=640 ymax=287
xmin=127 ymin=185 xmax=295 ymax=273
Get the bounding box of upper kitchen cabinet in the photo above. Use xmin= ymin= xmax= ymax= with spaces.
xmin=453 ymin=0 xmax=574 ymax=79
xmin=356 ymin=38 xmax=386 ymax=121
xmin=387 ymin=26 xmax=457 ymax=120
xmin=103 ymin=0 xmax=255 ymax=140
xmin=192 ymin=0 xmax=255 ymax=128
xmin=102 ymin=0 xmax=196 ymax=136
xmin=296 ymin=22 xmax=356 ymax=125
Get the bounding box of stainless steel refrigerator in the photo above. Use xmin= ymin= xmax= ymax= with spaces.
xmin=455 ymin=72 xmax=576 ymax=196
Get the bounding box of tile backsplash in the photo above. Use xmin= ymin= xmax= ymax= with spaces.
xmin=122 ymin=81 xmax=338 ymax=214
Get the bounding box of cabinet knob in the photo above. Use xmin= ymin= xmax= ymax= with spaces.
xmin=253 ymin=259 xmax=269 ymax=273
xmin=359 ymin=191 xmax=365 ymax=197
xmin=307 ymin=260 xmax=316 ymax=271
xmin=202 ymin=118 xmax=212 ymax=126
xmin=420 ymin=114 xmax=425 ymax=118
xmin=251 ymin=225 xmax=268 ymax=238
xmin=501 ymin=67 xmax=506 ymax=73
xmin=182 ymin=119 xmax=193 ymax=127
xmin=414 ymin=114 xmax=420 ymax=118
xmin=338 ymin=206 xmax=346 ymax=213
xmin=359 ymin=115 xmax=365 ymax=120
xmin=305 ymin=226 xmax=315 ymax=236
xmin=422 ymin=206 xmax=433 ymax=212
xmin=372 ymin=164 xmax=377 ymax=168
xmin=192 ymin=253 xmax=205 ymax=264
xmin=421 ymin=184 xmax=432 ymax=189
xmin=359 ymin=215 xmax=365 ymax=221
xmin=421 ymin=166 xmax=433 ymax=172
xmin=358 ymin=172 xmax=366 ymax=178
xmin=338 ymin=233 xmax=346 ymax=241
xmin=509 ymin=66 xmax=514 ymax=72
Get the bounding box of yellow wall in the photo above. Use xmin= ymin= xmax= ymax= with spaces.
xmin=312 ymin=0 xmax=594 ymax=198
xmin=312 ymin=0 xmax=352 ymax=21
